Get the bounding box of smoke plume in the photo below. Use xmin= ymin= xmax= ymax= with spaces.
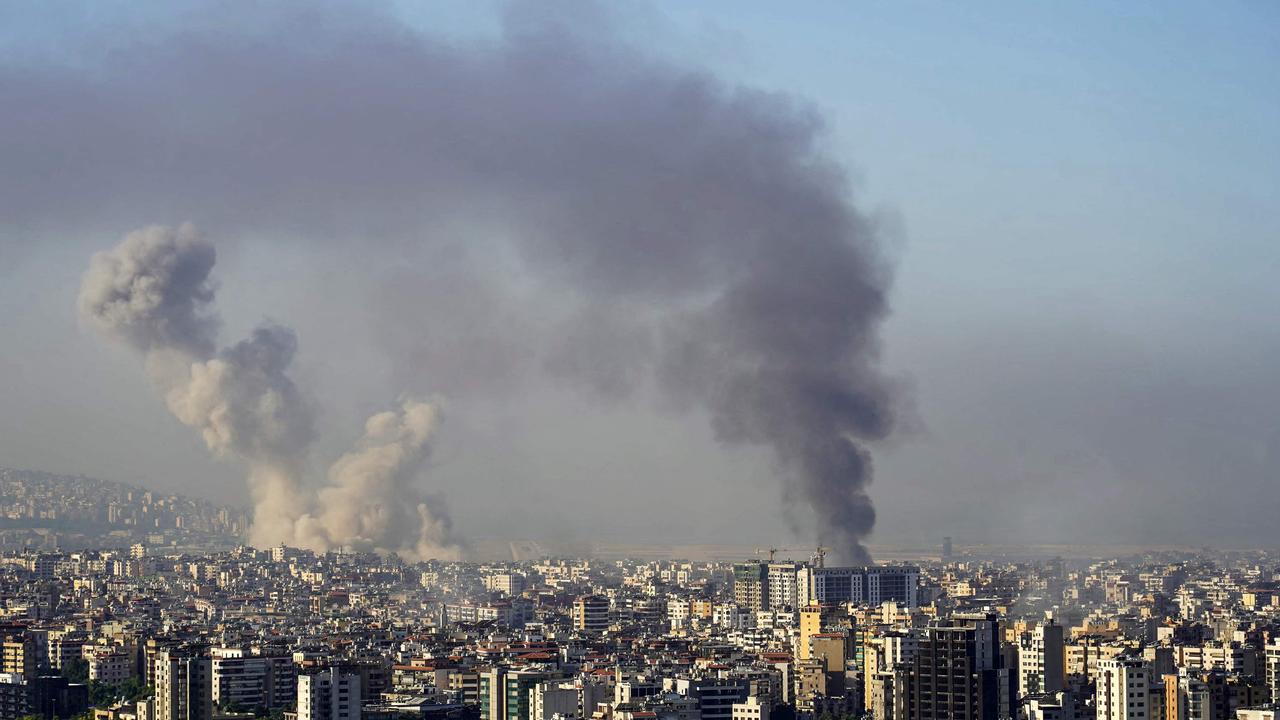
xmin=35 ymin=2 xmax=898 ymax=561
xmin=77 ymin=223 xmax=217 ymax=360
xmin=300 ymin=399 xmax=455 ymax=560
xmin=79 ymin=224 xmax=460 ymax=559
xmin=164 ymin=324 xmax=316 ymax=548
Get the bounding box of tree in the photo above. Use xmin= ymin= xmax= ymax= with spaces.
xmin=82 ymin=675 xmax=152 ymax=708
xmin=61 ymin=658 xmax=90 ymax=684
xmin=119 ymin=676 xmax=149 ymax=701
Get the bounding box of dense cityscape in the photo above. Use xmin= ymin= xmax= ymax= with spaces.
xmin=2 ymin=6 xmax=1275 ymax=720
xmin=1 ymin=482 xmax=1279 ymax=720
xmin=0 ymin=470 xmax=248 ymax=553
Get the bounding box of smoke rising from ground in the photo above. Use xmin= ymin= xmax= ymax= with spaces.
xmin=164 ymin=324 xmax=316 ymax=548
xmin=38 ymin=2 xmax=896 ymax=561
xmin=79 ymin=225 xmax=460 ymax=559
xmin=300 ymin=399 xmax=455 ymax=560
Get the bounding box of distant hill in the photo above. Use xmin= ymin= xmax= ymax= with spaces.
xmin=0 ymin=467 xmax=247 ymax=551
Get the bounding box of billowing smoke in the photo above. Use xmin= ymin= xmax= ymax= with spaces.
xmin=76 ymin=224 xmax=217 ymax=360
xmin=164 ymin=324 xmax=316 ymax=548
xmin=28 ymin=2 xmax=898 ymax=562
xmin=299 ymin=399 xmax=454 ymax=560
xmin=79 ymin=224 xmax=460 ymax=559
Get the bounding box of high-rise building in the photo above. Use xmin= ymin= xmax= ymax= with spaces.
xmin=211 ymin=647 xmax=296 ymax=711
xmin=211 ymin=648 xmax=264 ymax=711
xmin=298 ymin=668 xmax=361 ymax=720
xmin=869 ymin=672 xmax=900 ymax=720
xmin=734 ymin=563 xmax=770 ymax=612
xmin=530 ymin=680 xmax=578 ymax=720
xmin=573 ymin=595 xmax=609 ymax=634
xmin=480 ymin=668 xmax=568 ymax=720
xmin=0 ymin=626 xmax=35 ymax=679
xmin=1265 ymin=642 xmax=1280 ymax=705
xmin=797 ymin=632 xmax=852 ymax=713
xmin=1170 ymin=668 xmax=1262 ymax=720
xmin=1176 ymin=670 xmax=1226 ymax=720
xmin=901 ymin=616 xmax=1007 ymax=720
xmin=85 ymin=647 xmax=134 ymax=684
xmin=46 ymin=632 xmax=85 ymax=672
xmin=154 ymin=648 xmax=213 ymax=720
xmin=674 ymin=678 xmax=751 ymax=720
xmin=798 ymin=567 xmax=862 ymax=607
xmin=883 ymin=632 xmax=921 ymax=672
xmin=810 ymin=634 xmax=851 ymax=677
xmin=1018 ymin=621 xmax=1065 ymax=697
xmin=865 ymin=567 xmax=920 ymax=608
xmin=797 ymin=605 xmax=824 ymax=661
xmin=1097 ymin=657 xmax=1151 ymax=720
xmin=767 ymin=563 xmax=801 ymax=609
xmin=446 ymin=669 xmax=480 ymax=706
xmin=486 ymin=574 xmax=527 ymax=597
xmin=797 ymin=567 xmax=920 ymax=608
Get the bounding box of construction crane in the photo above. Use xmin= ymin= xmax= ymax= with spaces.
xmin=753 ymin=547 xmax=780 ymax=562
xmin=753 ymin=546 xmax=829 ymax=566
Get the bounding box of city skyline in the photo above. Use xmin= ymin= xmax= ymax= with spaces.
xmin=4 ymin=6 xmax=1280 ymax=720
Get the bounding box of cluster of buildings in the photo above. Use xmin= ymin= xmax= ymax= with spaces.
xmin=0 ymin=540 xmax=1277 ymax=720
xmin=0 ymin=470 xmax=248 ymax=552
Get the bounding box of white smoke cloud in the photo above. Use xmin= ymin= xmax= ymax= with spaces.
xmin=163 ymin=325 xmax=315 ymax=547
xmin=79 ymin=224 xmax=461 ymax=558
xmin=298 ymin=399 xmax=459 ymax=561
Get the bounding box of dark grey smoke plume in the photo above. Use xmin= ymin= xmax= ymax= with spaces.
xmin=14 ymin=1 xmax=898 ymax=561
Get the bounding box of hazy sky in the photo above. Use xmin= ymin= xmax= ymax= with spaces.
xmin=1 ymin=1 xmax=1277 ymax=550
